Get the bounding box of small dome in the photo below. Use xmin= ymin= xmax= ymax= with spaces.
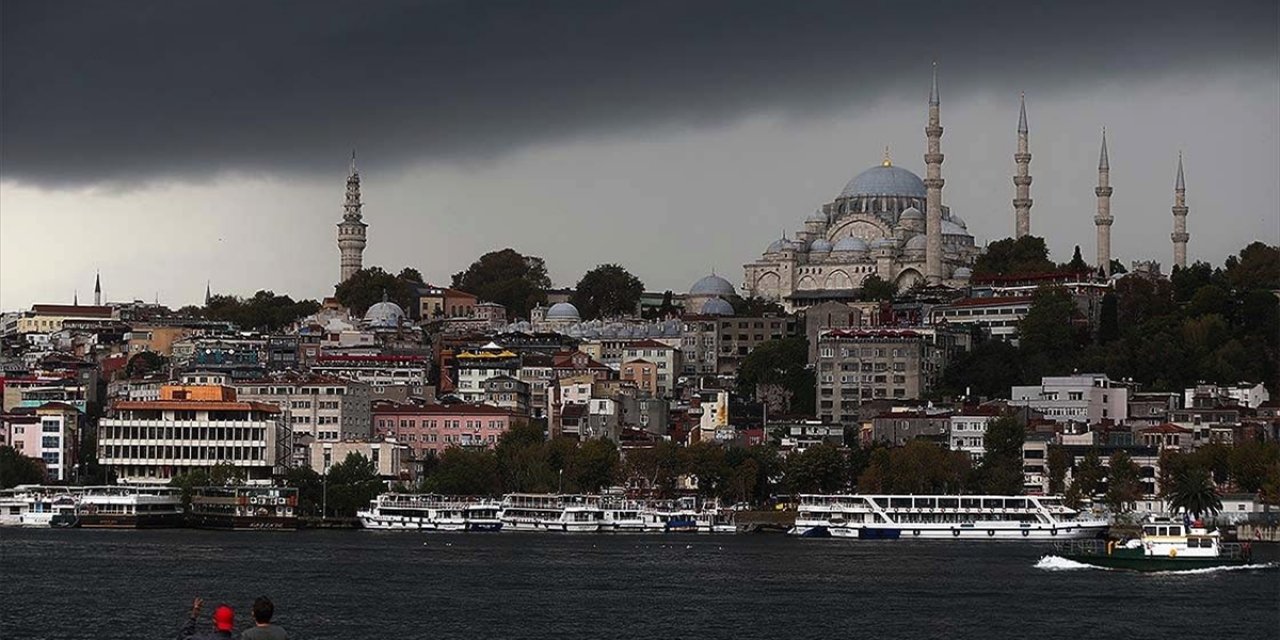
xmin=832 ymin=236 xmax=869 ymax=253
xmin=953 ymin=267 xmax=974 ymax=279
xmin=872 ymin=237 xmax=899 ymax=250
xmin=900 ymin=206 xmax=924 ymax=221
xmin=942 ymin=219 xmax=969 ymax=236
xmin=806 ymin=209 xmax=827 ymax=223
xmin=904 ymin=235 xmax=928 ymax=252
xmin=545 ymin=302 xmax=581 ymax=322
xmin=948 ymin=214 xmax=967 ymax=228
xmin=700 ymin=297 xmax=735 ymax=316
xmin=810 ymin=239 xmax=833 ymax=253
xmin=364 ymin=299 xmax=406 ymax=328
xmin=841 ymin=164 xmax=928 ymax=199
xmin=689 ymin=274 xmax=736 ymax=297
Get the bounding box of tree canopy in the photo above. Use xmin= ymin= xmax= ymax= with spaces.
xmin=734 ymin=337 xmax=815 ymax=415
xmin=859 ymin=275 xmax=896 ymax=302
xmin=973 ymin=236 xmax=1057 ymax=276
xmin=452 ymin=248 xmax=551 ymax=318
xmin=333 ymin=267 xmax=419 ymax=316
xmin=204 ymin=291 xmax=320 ymax=331
xmin=0 ymin=447 xmax=44 ymax=489
xmin=570 ymin=264 xmax=644 ymax=320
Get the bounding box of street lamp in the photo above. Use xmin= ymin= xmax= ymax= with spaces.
xmin=321 ymin=467 xmax=328 ymax=521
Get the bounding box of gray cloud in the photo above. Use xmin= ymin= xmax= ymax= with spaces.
xmin=3 ymin=0 xmax=1276 ymax=187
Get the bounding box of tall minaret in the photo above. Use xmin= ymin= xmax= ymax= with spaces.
xmin=205 ymin=281 xmax=212 ymax=306
xmin=94 ymin=271 xmax=102 ymax=306
xmin=1171 ymin=153 xmax=1190 ymax=269
xmin=923 ymin=62 xmax=945 ymax=285
xmin=1013 ymin=93 xmax=1033 ymax=239
xmin=337 ymin=150 xmax=368 ymax=284
xmin=1094 ymin=129 xmax=1113 ymax=277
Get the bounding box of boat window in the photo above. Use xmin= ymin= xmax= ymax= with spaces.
xmin=890 ymin=498 xmax=912 ymax=509
xmin=1144 ymin=526 xmax=1158 ymax=535
xmin=939 ymin=498 xmax=958 ymax=509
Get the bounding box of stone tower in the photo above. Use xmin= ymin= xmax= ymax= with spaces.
xmin=337 ymin=151 xmax=368 ymax=284
xmin=94 ymin=271 xmax=102 ymax=306
xmin=1171 ymin=153 xmax=1190 ymax=269
xmin=1094 ymin=129 xmax=1113 ymax=277
xmin=923 ymin=62 xmax=945 ymax=285
xmin=1013 ymin=93 xmax=1033 ymax=239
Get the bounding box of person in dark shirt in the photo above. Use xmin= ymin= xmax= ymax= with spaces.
xmin=241 ymin=596 xmax=287 ymax=640
xmin=179 ymin=598 xmax=237 ymax=640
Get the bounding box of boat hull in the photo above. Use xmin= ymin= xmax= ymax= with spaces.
xmin=1062 ymin=554 xmax=1251 ymax=572
xmin=78 ymin=513 xmax=185 ymax=529
xmin=186 ymin=514 xmax=298 ymax=531
xmin=791 ymin=523 xmax=1107 ymax=540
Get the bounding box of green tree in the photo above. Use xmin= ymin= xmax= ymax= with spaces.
xmin=1097 ymin=293 xmax=1119 ymax=344
xmin=938 ymin=336 xmax=1024 ymax=399
xmin=783 ymin=443 xmax=847 ymax=494
xmin=731 ymin=296 xmax=786 ymax=316
xmin=0 ymin=446 xmax=45 ymax=489
xmin=427 ymin=448 xmax=500 ymax=496
xmin=1228 ymin=441 xmax=1280 ymax=493
xmin=734 ymin=337 xmax=815 ymax=415
xmin=859 ymin=275 xmax=896 ymax=302
xmin=1223 ymin=242 xmax=1280 ymax=290
xmin=978 ymin=416 xmax=1025 ymax=494
xmin=325 ymin=452 xmax=386 ymax=517
xmin=124 ymin=351 xmax=168 ymax=378
xmin=451 ymin=248 xmax=551 ymax=318
xmin=284 ymin=466 xmax=324 ymax=517
xmin=333 ymin=267 xmax=416 ymax=316
xmin=972 ymin=236 xmax=1056 ymax=276
xmin=1019 ymin=286 xmax=1084 ymax=379
xmin=1066 ymin=450 xmax=1104 ymax=508
xmin=205 ymin=291 xmax=321 ymax=331
xmin=622 ymin=440 xmax=683 ymax=497
xmin=1047 ymin=446 xmax=1071 ymax=495
xmin=568 ymin=439 xmax=620 ymax=492
xmin=680 ymin=441 xmax=728 ymax=498
xmin=1167 ymin=467 xmax=1222 ymax=520
xmin=570 ymin=264 xmax=644 ymax=320
xmin=1170 ymin=261 xmax=1220 ymax=303
xmin=1064 ymin=245 xmax=1089 ymax=272
xmin=1104 ymin=451 xmax=1143 ymax=515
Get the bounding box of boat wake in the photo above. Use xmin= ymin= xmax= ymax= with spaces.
xmin=1034 ymin=555 xmax=1106 ymax=571
xmin=1034 ymin=555 xmax=1279 ymax=574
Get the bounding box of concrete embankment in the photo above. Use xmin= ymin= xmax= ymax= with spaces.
xmin=300 ymin=516 xmax=361 ymax=529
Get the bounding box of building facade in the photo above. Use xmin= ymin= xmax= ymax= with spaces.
xmin=815 ymin=329 xmax=947 ymax=425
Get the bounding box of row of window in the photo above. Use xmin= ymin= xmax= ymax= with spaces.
xmin=101 ymin=425 xmax=269 ymax=442
xmin=376 ymin=418 xmax=507 ymax=430
xmin=101 ymin=444 xmax=265 ymax=462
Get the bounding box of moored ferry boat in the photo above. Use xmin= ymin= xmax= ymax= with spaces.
xmin=2 ymin=488 xmax=81 ymax=528
xmin=790 ymin=494 xmax=1108 ymax=540
xmin=601 ymin=498 xmax=647 ymax=532
xmin=501 ymin=493 xmax=602 ymax=532
xmin=1055 ymin=517 xmax=1252 ymax=571
xmin=188 ymin=486 xmax=298 ymax=530
xmin=77 ymin=485 xmax=184 ymax=528
xmin=358 ymin=493 xmax=496 ymax=531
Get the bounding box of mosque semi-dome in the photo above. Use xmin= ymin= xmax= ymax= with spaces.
xmin=806 ymin=209 xmax=827 ymax=223
xmin=832 ymin=236 xmax=869 ymax=253
xmin=545 ymin=302 xmax=581 ymax=322
xmin=689 ymin=274 xmax=737 ymax=297
xmin=809 ymin=238 xmax=834 ymax=253
xmin=900 ymin=206 xmax=925 ymax=221
xmin=953 ymin=267 xmax=974 ymax=279
xmin=840 ymin=164 xmax=928 ymax=199
xmin=904 ymin=234 xmax=929 ymax=252
xmin=700 ymin=297 xmax=735 ymax=316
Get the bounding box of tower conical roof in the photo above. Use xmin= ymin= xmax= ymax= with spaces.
xmin=1176 ymin=152 xmax=1185 ymax=190
xmin=1018 ymin=92 xmax=1028 ymax=134
xmin=1098 ymin=129 xmax=1109 ymax=170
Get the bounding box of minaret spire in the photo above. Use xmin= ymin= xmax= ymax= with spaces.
xmin=94 ymin=270 xmax=102 ymax=306
xmin=337 ymin=149 xmax=368 ymax=284
xmin=74 ymin=290 xmax=78 ymax=306
xmin=923 ymin=61 xmax=945 ymax=285
xmin=205 ymin=281 xmax=212 ymax=306
xmin=1094 ymin=128 xmax=1114 ymax=277
xmin=1013 ymin=92 xmax=1033 ymax=238
xmin=1171 ymin=152 xmax=1190 ymax=269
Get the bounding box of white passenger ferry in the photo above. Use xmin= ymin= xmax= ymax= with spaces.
xmin=76 ymin=485 xmax=184 ymax=528
xmin=500 ymin=493 xmax=602 ymax=532
xmin=0 ymin=486 xmax=80 ymax=527
xmin=790 ymin=494 xmax=1108 ymax=540
xmin=358 ymin=493 xmax=502 ymax=531
xmin=601 ymin=498 xmax=647 ymax=532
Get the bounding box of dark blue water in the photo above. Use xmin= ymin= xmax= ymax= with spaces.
xmin=2 ymin=528 xmax=1276 ymax=639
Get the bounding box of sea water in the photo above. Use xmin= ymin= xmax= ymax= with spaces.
xmin=2 ymin=528 xmax=1276 ymax=639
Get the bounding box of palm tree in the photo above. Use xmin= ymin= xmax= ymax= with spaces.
xmin=1167 ymin=467 xmax=1222 ymax=520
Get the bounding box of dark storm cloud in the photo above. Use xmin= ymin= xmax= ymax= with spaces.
xmin=2 ymin=0 xmax=1275 ymax=186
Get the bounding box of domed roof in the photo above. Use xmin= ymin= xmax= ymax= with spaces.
xmin=364 ymin=299 xmax=406 ymax=328
xmin=840 ymin=164 xmax=927 ymax=199
xmin=690 ymin=274 xmax=736 ymax=297
xmin=953 ymin=267 xmax=974 ymax=279
xmin=942 ymin=219 xmax=970 ymax=236
xmin=806 ymin=208 xmax=827 ymax=223
xmin=545 ymin=302 xmax=581 ymax=322
xmin=948 ymin=214 xmax=966 ymax=227
xmin=810 ymin=238 xmax=833 ymax=253
xmin=904 ymin=234 xmax=928 ymax=252
xmin=900 ymin=206 xmax=924 ymax=220
xmin=700 ymin=297 xmax=735 ymax=316
xmin=832 ymin=236 xmax=869 ymax=252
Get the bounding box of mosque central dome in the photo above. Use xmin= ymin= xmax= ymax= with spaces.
xmin=840 ymin=164 xmax=927 ymax=199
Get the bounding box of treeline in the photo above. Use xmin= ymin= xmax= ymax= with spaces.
xmin=942 ymin=241 xmax=1280 ymax=398
xmin=181 ymin=291 xmax=321 ymax=332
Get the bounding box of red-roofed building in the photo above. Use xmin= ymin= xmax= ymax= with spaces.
xmin=1138 ymin=423 xmax=1194 ymax=450
xmin=621 ymin=339 xmax=680 ymax=397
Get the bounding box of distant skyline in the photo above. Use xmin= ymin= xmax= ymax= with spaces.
xmin=2 ymin=1 xmax=1277 ymax=310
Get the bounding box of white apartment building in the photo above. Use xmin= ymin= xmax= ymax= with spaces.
xmin=929 ymin=297 xmax=1031 ymax=343
xmin=311 ymin=354 xmax=429 ymax=387
xmin=1010 ymin=374 xmax=1129 ymax=425
xmin=98 ymin=385 xmax=289 ymax=484
xmin=620 ymin=339 xmax=680 ymax=398
xmin=949 ymin=409 xmax=999 ymax=460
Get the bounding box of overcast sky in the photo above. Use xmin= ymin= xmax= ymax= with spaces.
xmin=2 ymin=0 xmax=1277 ymax=310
